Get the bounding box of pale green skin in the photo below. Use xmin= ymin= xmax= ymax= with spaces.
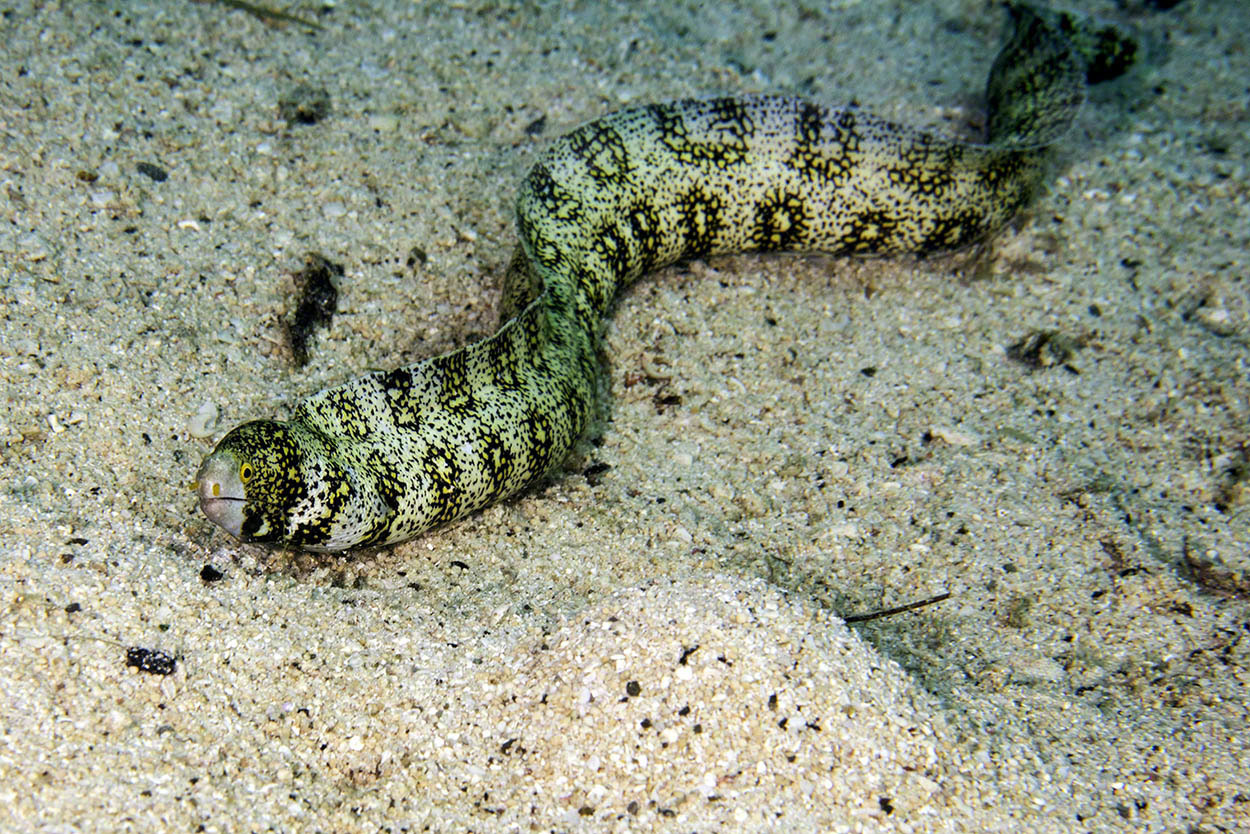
xmin=196 ymin=4 xmax=1136 ymax=551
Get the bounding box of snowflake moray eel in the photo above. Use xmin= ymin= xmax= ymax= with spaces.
xmin=196 ymin=4 xmax=1137 ymax=551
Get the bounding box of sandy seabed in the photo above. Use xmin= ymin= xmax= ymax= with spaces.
xmin=1 ymin=0 xmax=1247 ymax=831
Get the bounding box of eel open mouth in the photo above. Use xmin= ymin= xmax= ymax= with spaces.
xmin=195 ymin=453 xmax=245 ymax=540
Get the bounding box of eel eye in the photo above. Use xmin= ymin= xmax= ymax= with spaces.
xmin=240 ymin=463 xmax=254 ymax=483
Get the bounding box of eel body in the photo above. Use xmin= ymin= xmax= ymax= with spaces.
xmin=196 ymin=4 xmax=1136 ymax=551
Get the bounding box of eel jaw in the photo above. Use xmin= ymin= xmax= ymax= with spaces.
xmin=195 ymin=452 xmax=246 ymax=540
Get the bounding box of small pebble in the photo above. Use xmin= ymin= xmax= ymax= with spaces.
xmin=136 ymin=161 xmax=168 ymax=182
xmin=187 ymin=401 xmax=220 ymax=439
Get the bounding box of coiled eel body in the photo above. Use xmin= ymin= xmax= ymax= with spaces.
xmin=196 ymin=4 xmax=1136 ymax=551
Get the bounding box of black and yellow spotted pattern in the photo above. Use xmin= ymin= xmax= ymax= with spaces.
xmin=197 ymin=4 xmax=1137 ymax=551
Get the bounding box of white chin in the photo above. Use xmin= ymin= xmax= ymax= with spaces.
xmin=199 ymin=495 xmax=246 ymax=539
